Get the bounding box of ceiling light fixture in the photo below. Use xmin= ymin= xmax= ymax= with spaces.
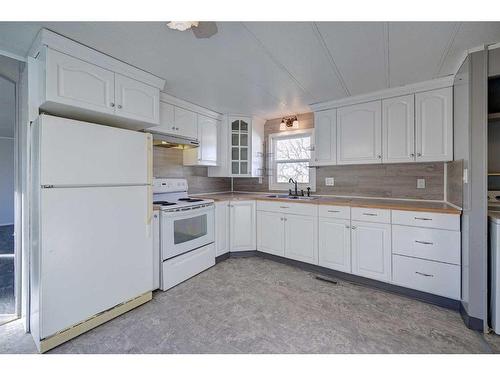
xmin=280 ymin=116 xmax=299 ymax=131
xmin=167 ymin=21 xmax=199 ymax=32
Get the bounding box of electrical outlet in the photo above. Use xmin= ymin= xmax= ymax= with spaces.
xmin=417 ymin=178 xmax=426 ymax=189
xmin=325 ymin=177 xmax=335 ymax=186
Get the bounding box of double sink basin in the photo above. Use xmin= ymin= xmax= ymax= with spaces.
xmin=265 ymin=194 xmax=319 ymax=201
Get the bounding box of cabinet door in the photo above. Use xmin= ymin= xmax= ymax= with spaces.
xmin=198 ymin=115 xmax=218 ymax=165
xmin=46 ymin=48 xmax=115 ymax=115
xmin=351 ymin=220 xmax=391 ymax=282
xmin=284 ymin=214 xmax=318 ymax=265
xmin=382 ymin=94 xmax=415 ymax=163
xmin=257 ymin=210 xmax=285 ymax=256
xmin=230 ymin=201 xmax=256 ymax=252
xmin=175 ymin=107 xmax=198 ymax=139
xmin=415 ymin=87 xmax=453 ymax=162
xmin=337 ymin=101 xmax=382 ymax=164
xmin=215 ymin=202 xmax=230 ymax=256
xmin=115 ymin=73 xmax=160 ymax=125
xmin=313 ymin=109 xmax=337 ymax=165
xmin=229 ymin=117 xmax=252 ymax=176
xmin=147 ymin=101 xmax=175 ymax=134
xmin=318 ymin=218 xmax=351 ymax=273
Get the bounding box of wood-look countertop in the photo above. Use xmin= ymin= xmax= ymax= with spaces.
xmin=194 ymin=192 xmax=461 ymax=215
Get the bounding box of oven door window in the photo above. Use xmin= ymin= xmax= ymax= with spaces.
xmin=174 ymin=214 xmax=208 ymax=244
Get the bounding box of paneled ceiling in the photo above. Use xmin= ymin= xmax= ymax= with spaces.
xmin=0 ymin=21 xmax=500 ymax=119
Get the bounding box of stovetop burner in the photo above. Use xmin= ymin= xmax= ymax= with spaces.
xmin=178 ymin=198 xmax=204 ymax=203
xmin=153 ymin=201 xmax=177 ymax=206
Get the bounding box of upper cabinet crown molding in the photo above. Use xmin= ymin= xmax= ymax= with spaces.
xmin=310 ymin=76 xmax=454 ymax=112
xmin=29 ymin=28 xmax=165 ymax=90
xmin=160 ymin=92 xmax=222 ymax=121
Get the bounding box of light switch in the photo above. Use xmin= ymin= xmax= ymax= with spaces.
xmin=325 ymin=177 xmax=335 ymax=186
xmin=417 ymin=178 xmax=426 ymax=189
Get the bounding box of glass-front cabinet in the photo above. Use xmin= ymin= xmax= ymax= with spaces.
xmin=230 ymin=117 xmax=251 ymax=175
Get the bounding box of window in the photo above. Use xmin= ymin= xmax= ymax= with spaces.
xmin=269 ymin=130 xmax=315 ymax=191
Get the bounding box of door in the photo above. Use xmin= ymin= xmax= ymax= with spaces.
xmin=147 ymin=101 xmax=175 ymax=134
xmin=415 ymin=87 xmax=453 ymax=162
xmin=197 ymin=115 xmax=218 ymax=165
xmin=382 ymin=94 xmax=415 ymax=163
xmin=115 ymin=73 xmax=160 ymax=125
xmin=351 ymin=220 xmax=391 ymax=282
xmin=284 ymin=213 xmax=318 ymax=264
xmin=318 ymin=218 xmax=351 ymax=273
xmin=46 ymin=48 xmax=115 ymax=115
xmin=257 ymin=210 xmax=285 ymax=256
xmin=215 ymin=201 xmax=230 ymax=256
xmin=337 ymin=101 xmax=382 ymax=164
xmin=313 ymin=109 xmax=337 ymax=165
xmin=230 ymin=201 xmax=256 ymax=251
xmin=175 ymin=107 xmax=198 ymax=140
xmin=39 ymin=185 xmax=152 ymax=339
xmin=36 ymin=115 xmax=149 ymax=186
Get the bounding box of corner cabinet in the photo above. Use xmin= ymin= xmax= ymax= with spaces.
xmin=336 ymin=101 xmax=382 ymax=165
xmin=36 ymin=47 xmax=162 ymax=131
xmin=415 ymin=87 xmax=453 ymax=162
xmin=312 ymin=109 xmax=337 ymax=166
xmin=208 ymin=115 xmax=265 ymax=178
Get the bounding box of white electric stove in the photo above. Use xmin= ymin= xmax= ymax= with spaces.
xmin=153 ymin=178 xmax=215 ymax=290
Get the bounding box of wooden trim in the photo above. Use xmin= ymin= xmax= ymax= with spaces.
xmin=29 ymin=29 xmax=165 ymax=89
xmin=0 ymin=48 xmax=26 ymax=62
xmin=160 ymin=92 xmax=222 ymax=120
xmin=310 ymin=76 xmax=454 ymax=112
xmin=39 ymin=291 xmax=152 ymax=353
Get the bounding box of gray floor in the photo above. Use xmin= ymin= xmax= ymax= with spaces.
xmin=1 ymin=256 xmax=500 ymax=354
xmin=0 ymin=225 xmax=15 ymax=319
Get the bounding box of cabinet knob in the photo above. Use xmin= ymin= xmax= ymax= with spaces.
xmin=172 ymin=126 xmax=176 ymax=130
xmin=417 ymin=153 xmax=422 ymax=157
xmin=351 ymin=226 xmax=357 ymax=230
xmin=280 ymin=217 xmax=284 ymax=221
xmin=117 ymin=104 xmax=122 ymax=109
xmin=410 ymin=153 xmax=415 ymax=157
xmin=345 ymin=224 xmax=350 ymax=229
xmin=377 ymin=155 xmax=382 ymax=159
xmin=110 ymin=102 xmax=115 ymax=107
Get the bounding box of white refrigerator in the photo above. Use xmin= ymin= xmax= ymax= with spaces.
xmin=30 ymin=114 xmax=153 ymax=350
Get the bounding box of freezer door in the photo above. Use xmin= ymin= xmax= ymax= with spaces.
xmin=39 ymin=185 xmax=153 ymax=339
xmin=36 ymin=115 xmax=150 ymax=186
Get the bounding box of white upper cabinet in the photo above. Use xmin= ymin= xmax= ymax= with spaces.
xmin=337 ymin=101 xmax=382 ymax=165
xmin=146 ymin=101 xmax=175 ymax=134
xmin=174 ymin=107 xmax=198 ymax=140
xmin=114 ymin=73 xmax=159 ymax=125
xmin=46 ymin=48 xmax=115 ymax=115
xmin=183 ymin=115 xmax=218 ymax=166
xmin=415 ymin=87 xmax=453 ymax=162
xmin=382 ymin=94 xmax=415 ymax=163
xmin=313 ymin=109 xmax=337 ymax=165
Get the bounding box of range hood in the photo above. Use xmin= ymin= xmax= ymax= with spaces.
xmin=150 ymin=132 xmax=199 ymax=149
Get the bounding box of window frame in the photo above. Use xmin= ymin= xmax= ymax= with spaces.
xmin=268 ymin=129 xmax=316 ymax=192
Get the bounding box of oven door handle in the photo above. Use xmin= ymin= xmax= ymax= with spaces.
xmin=161 ymin=204 xmax=214 ymax=218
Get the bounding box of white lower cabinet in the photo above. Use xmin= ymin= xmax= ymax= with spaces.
xmin=284 ymin=214 xmax=318 ymax=264
xmin=257 ymin=210 xmax=285 ymax=256
xmin=318 ymin=217 xmax=351 ymax=273
xmin=229 ymin=201 xmax=256 ymax=252
xmin=215 ymin=201 xmax=230 ymax=256
xmin=351 ymin=220 xmax=392 ymax=282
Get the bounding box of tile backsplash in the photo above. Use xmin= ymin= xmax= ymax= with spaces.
xmin=153 ymin=147 xmax=231 ymax=194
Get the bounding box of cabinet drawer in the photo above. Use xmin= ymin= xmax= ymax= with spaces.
xmin=392 ymin=225 xmax=460 ymax=265
xmin=256 ymin=200 xmax=318 ymax=216
xmin=319 ymin=205 xmax=350 ymax=219
xmin=351 ymin=207 xmax=390 ymax=223
xmin=392 ymin=255 xmax=460 ymax=299
xmin=392 ymin=210 xmax=459 ymax=230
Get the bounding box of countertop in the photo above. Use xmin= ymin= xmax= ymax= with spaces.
xmin=195 ymin=192 xmax=462 ymax=215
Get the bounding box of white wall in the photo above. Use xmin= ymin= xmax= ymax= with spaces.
xmin=0 ymin=72 xmax=16 ymax=226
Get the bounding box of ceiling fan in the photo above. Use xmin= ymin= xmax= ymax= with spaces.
xmin=166 ymin=21 xmax=218 ymax=39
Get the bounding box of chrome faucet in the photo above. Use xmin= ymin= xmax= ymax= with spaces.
xmin=288 ymin=178 xmax=298 ymax=196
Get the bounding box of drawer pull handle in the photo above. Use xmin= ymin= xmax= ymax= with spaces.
xmin=328 ymin=210 xmax=341 ymax=213
xmin=415 ymin=271 xmax=434 ymax=277
xmin=363 ymin=213 xmax=377 ymax=216
xmin=415 ymin=240 xmax=434 ymax=245
xmin=280 ymin=206 xmax=289 ymax=209
xmin=415 ymin=217 xmax=432 ymax=221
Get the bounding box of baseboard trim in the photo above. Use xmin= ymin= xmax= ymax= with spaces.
xmin=215 ymin=253 xmax=230 ymax=263
xmin=459 ymin=302 xmax=484 ymax=331
xmin=229 ymin=250 xmax=258 ymax=258
xmin=220 ymin=250 xmax=461 ymax=312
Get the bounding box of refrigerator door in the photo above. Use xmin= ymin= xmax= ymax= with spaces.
xmin=39 ymin=185 xmax=152 ymax=339
xmin=37 ymin=114 xmax=151 ymax=186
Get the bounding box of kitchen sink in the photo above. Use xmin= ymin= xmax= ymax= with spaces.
xmin=265 ymin=194 xmax=318 ymax=200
